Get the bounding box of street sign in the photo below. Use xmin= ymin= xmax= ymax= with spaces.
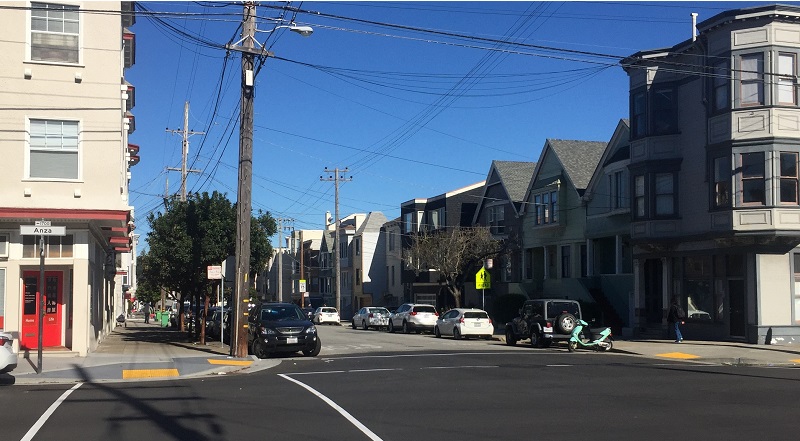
xmin=476 ymin=267 xmax=491 ymax=289
xmin=20 ymin=225 xmax=65 ymax=236
xmin=35 ymin=220 xmax=51 ymax=227
xmin=299 ymin=279 xmax=307 ymax=292
xmin=207 ymin=265 xmax=222 ymax=280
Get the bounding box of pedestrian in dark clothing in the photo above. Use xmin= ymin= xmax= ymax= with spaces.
xmin=667 ymin=296 xmax=685 ymax=343
xmin=142 ymin=303 xmax=151 ymax=324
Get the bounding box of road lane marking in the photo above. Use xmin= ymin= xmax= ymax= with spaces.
xmin=21 ymin=383 xmax=83 ymax=441
xmin=656 ymin=352 xmax=700 ymax=360
xmin=422 ymin=365 xmax=499 ymax=369
xmin=122 ymin=368 xmax=179 ymax=379
xmin=546 ymin=364 xmax=573 ymax=367
xmin=279 ymin=374 xmax=384 ymax=441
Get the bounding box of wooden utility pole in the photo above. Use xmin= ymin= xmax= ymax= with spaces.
xmin=166 ymin=101 xmax=203 ymax=201
xmin=320 ymin=168 xmax=352 ymax=316
xmin=228 ymin=3 xmax=258 ymax=358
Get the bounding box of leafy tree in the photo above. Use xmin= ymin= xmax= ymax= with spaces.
xmin=405 ymin=226 xmax=502 ymax=308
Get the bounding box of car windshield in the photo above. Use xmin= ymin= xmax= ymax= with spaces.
xmin=260 ymin=306 xmax=305 ymax=322
xmin=464 ymin=311 xmax=488 ymax=319
xmin=322 ymin=308 xmax=337 ymax=313
xmin=414 ymin=306 xmax=436 ymax=313
xmin=547 ymin=302 xmax=580 ymax=318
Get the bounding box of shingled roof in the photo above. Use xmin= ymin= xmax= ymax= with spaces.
xmin=493 ymin=161 xmax=536 ymax=203
xmin=547 ymin=139 xmax=607 ymax=191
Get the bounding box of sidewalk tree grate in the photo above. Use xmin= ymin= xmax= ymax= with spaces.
xmin=122 ymin=368 xmax=179 ymax=379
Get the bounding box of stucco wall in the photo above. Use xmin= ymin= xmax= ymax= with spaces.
xmin=756 ymin=253 xmax=792 ymax=325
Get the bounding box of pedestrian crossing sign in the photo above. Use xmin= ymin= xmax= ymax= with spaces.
xmin=476 ymin=267 xmax=491 ymax=289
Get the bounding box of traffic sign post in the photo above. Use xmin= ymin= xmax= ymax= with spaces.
xmin=476 ymin=267 xmax=491 ymax=310
xmin=20 ymin=220 xmax=66 ymax=374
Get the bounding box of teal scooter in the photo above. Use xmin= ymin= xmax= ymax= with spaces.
xmin=567 ymin=318 xmax=613 ymax=352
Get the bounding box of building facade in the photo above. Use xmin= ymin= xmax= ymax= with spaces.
xmin=623 ymin=4 xmax=800 ymax=343
xmin=0 ymin=1 xmax=137 ymax=355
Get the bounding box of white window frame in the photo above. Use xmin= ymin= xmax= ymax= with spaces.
xmin=27 ymin=118 xmax=81 ymax=180
xmin=29 ymin=2 xmax=81 ymax=64
xmin=0 ymin=234 xmax=8 ymax=258
xmin=778 ymin=52 xmax=797 ymax=105
xmin=488 ymin=205 xmax=505 ymax=234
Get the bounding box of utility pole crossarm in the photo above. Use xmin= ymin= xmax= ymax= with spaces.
xmin=166 ymin=101 xmax=204 ymax=202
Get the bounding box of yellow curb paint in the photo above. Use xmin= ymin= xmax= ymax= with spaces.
xmin=791 ymin=359 xmax=800 ymax=363
xmin=122 ymin=368 xmax=179 ymax=379
xmin=656 ymin=352 xmax=701 ymax=360
xmin=207 ymin=359 xmax=253 ymax=366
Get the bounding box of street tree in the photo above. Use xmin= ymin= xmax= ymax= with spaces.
xmin=405 ymin=226 xmax=502 ymax=308
xmin=142 ymin=192 xmax=276 ymax=338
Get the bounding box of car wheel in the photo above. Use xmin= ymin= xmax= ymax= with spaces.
xmin=303 ymin=338 xmax=322 ymax=357
xmin=505 ymin=329 xmax=517 ymax=346
xmin=403 ymin=321 xmax=410 ymax=334
xmin=362 ymin=320 xmax=368 ymax=330
xmin=388 ymin=321 xmax=395 ymax=333
xmin=567 ymin=340 xmax=578 ymax=352
xmin=555 ymin=313 xmax=577 ymax=334
xmin=252 ymin=338 xmax=269 ymax=359
xmin=434 ymin=326 xmax=441 ymax=338
xmin=530 ymin=331 xmax=541 ymax=348
xmin=453 ymin=327 xmax=462 ymax=340
xmin=351 ymin=320 xmax=356 ymax=329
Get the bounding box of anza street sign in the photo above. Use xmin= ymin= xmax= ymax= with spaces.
xmin=20 ymin=225 xmax=66 ymax=236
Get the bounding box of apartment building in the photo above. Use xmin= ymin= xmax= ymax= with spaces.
xmin=622 ymin=4 xmax=800 ymax=343
xmin=0 ymin=1 xmax=136 ymax=355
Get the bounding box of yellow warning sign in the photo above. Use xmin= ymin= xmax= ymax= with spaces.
xmin=476 ymin=267 xmax=491 ymax=290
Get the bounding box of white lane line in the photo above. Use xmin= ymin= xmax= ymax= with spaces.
xmin=348 ymin=368 xmax=401 ymax=373
xmin=546 ymin=364 xmax=573 ymax=367
xmin=279 ymin=374 xmax=384 ymax=441
xmin=21 ymin=383 xmax=83 ymax=441
xmin=424 ymin=365 xmax=498 ymax=369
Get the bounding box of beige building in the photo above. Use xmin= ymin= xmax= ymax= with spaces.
xmin=0 ymin=2 xmax=137 ymax=355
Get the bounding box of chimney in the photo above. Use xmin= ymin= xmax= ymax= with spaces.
xmin=691 ymin=13 xmax=698 ymax=42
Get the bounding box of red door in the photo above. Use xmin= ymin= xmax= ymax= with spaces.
xmin=20 ymin=271 xmax=63 ymax=349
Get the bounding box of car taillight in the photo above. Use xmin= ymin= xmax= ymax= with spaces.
xmin=410 ymin=311 xmax=417 ymax=316
xmin=0 ymin=336 xmax=10 ymax=346
xmin=546 ymin=321 xmax=552 ymax=327
xmin=435 ymin=311 xmax=439 ymax=316
xmin=488 ymin=318 xmax=492 ymax=324
xmin=459 ymin=317 xmax=464 ymax=323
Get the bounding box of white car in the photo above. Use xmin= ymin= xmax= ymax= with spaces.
xmin=435 ymin=308 xmax=494 ymax=340
xmin=0 ymin=331 xmax=17 ymax=373
xmin=313 ymin=307 xmax=340 ymax=325
xmin=352 ymin=307 xmax=391 ymax=330
xmin=388 ymin=303 xmax=439 ymax=334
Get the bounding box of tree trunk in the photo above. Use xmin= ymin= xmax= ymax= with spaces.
xmin=448 ymin=285 xmax=462 ymax=308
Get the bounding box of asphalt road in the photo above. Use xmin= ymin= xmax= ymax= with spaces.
xmin=6 ymin=326 xmax=800 ymax=441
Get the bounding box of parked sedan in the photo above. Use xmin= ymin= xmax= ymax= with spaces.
xmin=312 ymin=307 xmax=340 ymax=325
xmin=435 ymin=308 xmax=494 ymax=340
xmin=247 ymin=302 xmax=321 ymax=358
xmin=352 ymin=307 xmax=391 ymax=330
xmin=388 ymin=303 xmax=439 ymax=334
xmin=0 ymin=330 xmax=18 ymax=373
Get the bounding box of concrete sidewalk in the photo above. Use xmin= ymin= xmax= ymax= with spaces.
xmin=3 ymin=319 xmax=277 ymax=386
xmin=4 ymin=322 xmax=800 ymax=386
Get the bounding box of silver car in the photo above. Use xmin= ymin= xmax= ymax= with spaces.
xmin=352 ymin=307 xmax=391 ymax=330
xmin=388 ymin=303 xmax=439 ymax=334
xmin=0 ymin=331 xmax=17 ymax=373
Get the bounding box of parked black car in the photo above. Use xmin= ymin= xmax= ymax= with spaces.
xmin=247 ymin=302 xmax=321 ymax=358
xmin=505 ymin=299 xmax=582 ymax=348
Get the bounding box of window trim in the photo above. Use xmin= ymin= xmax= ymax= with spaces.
xmin=29 ymin=2 xmax=81 ymax=65
xmin=739 ymin=52 xmax=765 ymax=107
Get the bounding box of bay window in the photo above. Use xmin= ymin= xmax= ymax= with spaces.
xmin=780 ymin=152 xmax=799 ymax=204
xmin=651 ymin=87 xmax=678 ymax=135
xmin=711 ymin=60 xmax=730 ymax=112
xmin=778 ymin=53 xmax=797 ymax=105
xmin=741 ymin=152 xmax=765 ymax=205
xmin=634 ymin=175 xmax=646 ymax=218
xmin=713 ymin=156 xmax=731 ymax=208
xmin=654 ymin=173 xmax=675 ymax=216
xmin=740 ymin=53 xmax=764 ymax=106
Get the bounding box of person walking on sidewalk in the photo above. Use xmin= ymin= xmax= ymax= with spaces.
xmin=142 ymin=302 xmax=151 ymax=324
xmin=667 ymin=296 xmax=685 ymax=343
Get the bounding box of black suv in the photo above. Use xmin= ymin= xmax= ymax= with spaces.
xmin=505 ymin=299 xmax=581 ymax=348
xmin=247 ymin=302 xmax=321 ymax=358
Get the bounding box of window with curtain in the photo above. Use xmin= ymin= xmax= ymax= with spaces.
xmin=740 ymin=53 xmax=764 ymax=106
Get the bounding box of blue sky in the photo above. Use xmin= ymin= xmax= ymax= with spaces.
xmin=127 ymin=1 xmax=785 ymax=246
